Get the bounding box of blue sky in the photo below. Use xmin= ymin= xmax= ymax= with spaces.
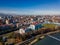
xmin=0 ymin=0 xmax=60 ymax=15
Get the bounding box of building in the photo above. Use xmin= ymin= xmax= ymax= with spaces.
xmin=5 ymin=19 xmax=9 ymax=24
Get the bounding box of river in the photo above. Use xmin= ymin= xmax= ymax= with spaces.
xmin=33 ymin=32 xmax=60 ymax=45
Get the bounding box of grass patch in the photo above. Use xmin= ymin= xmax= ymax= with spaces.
xmin=43 ymin=24 xmax=57 ymax=29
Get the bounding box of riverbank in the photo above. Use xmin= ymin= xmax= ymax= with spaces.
xmin=33 ymin=32 xmax=60 ymax=45
xmin=15 ymin=30 xmax=60 ymax=45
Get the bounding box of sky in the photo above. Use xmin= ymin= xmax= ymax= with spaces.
xmin=0 ymin=0 xmax=60 ymax=15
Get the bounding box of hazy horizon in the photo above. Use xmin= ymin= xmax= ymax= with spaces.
xmin=0 ymin=0 xmax=60 ymax=15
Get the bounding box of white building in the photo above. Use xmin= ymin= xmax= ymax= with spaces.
xmin=19 ymin=28 xmax=25 ymax=35
xmin=6 ymin=19 xmax=9 ymax=24
xmin=28 ymin=24 xmax=35 ymax=30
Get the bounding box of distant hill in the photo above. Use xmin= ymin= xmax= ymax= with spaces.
xmin=0 ymin=13 xmax=21 ymax=16
xmin=0 ymin=13 xmax=10 ymax=16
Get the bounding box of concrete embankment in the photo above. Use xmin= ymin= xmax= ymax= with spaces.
xmin=29 ymin=38 xmax=39 ymax=45
xmin=28 ymin=36 xmax=45 ymax=45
